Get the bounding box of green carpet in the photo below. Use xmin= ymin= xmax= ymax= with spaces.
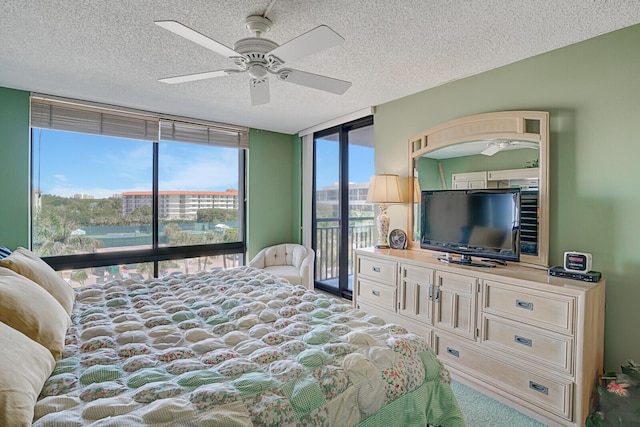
xmin=451 ymin=381 xmax=547 ymax=427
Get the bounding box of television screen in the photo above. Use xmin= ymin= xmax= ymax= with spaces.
xmin=420 ymin=188 xmax=521 ymax=264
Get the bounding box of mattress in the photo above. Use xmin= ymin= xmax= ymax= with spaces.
xmin=32 ymin=267 xmax=463 ymax=426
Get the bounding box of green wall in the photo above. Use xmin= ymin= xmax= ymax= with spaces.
xmin=0 ymin=88 xmax=299 ymax=263
xmin=375 ymin=23 xmax=640 ymax=370
xmin=247 ymin=129 xmax=299 ymax=259
xmin=0 ymin=87 xmax=30 ymax=248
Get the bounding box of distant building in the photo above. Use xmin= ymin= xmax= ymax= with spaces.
xmin=121 ymin=190 xmax=238 ymax=220
xmin=315 ymin=182 xmax=373 ymax=217
xmin=73 ymin=193 xmax=94 ymax=199
xmin=32 ymin=189 xmax=42 ymax=213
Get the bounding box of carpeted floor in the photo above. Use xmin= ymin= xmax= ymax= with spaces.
xmin=451 ymin=380 xmax=547 ymax=427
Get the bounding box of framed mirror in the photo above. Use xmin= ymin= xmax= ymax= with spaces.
xmin=407 ymin=111 xmax=549 ymax=268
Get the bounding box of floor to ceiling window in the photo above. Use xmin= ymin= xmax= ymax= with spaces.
xmin=313 ymin=116 xmax=374 ymax=299
xmin=30 ymin=96 xmax=247 ymax=287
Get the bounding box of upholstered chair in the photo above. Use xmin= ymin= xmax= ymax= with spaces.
xmin=248 ymin=244 xmax=315 ymax=289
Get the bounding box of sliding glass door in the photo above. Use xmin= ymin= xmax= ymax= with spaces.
xmin=313 ymin=116 xmax=374 ymax=299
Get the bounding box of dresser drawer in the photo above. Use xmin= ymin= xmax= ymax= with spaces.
xmin=356 ymin=278 xmax=396 ymax=311
xmin=357 ymin=256 xmax=397 ymax=284
xmin=435 ymin=333 xmax=573 ymax=420
xmin=483 ymin=280 xmax=575 ymax=334
xmin=481 ymin=314 xmax=574 ymax=376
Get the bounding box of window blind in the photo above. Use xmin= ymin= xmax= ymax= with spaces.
xmin=31 ymin=95 xmax=249 ymax=148
xmin=31 ymin=98 xmax=159 ymax=142
xmin=160 ymin=120 xmax=249 ymax=149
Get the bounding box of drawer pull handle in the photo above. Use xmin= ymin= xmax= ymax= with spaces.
xmin=529 ymin=381 xmax=548 ymax=395
xmin=514 ymin=335 xmax=533 ymax=347
xmin=516 ymin=300 xmax=533 ymax=310
xmin=446 ymin=347 xmax=460 ymax=358
xmin=371 ymin=290 xmax=380 ymax=297
xmin=372 ymin=266 xmax=381 ymax=273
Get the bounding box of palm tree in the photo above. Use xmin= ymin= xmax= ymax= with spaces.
xmin=34 ymin=205 xmax=104 ymax=256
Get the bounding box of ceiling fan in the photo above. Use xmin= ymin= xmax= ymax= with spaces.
xmin=155 ymin=15 xmax=352 ymax=105
xmin=480 ymin=140 xmax=539 ymax=156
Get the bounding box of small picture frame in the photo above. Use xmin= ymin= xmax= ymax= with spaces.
xmin=389 ymin=229 xmax=407 ymax=250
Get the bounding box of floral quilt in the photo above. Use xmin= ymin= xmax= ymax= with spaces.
xmin=33 ymin=267 xmax=461 ymax=426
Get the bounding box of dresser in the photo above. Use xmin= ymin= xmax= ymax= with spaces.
xmin=353 ymin=247 xmax=606 ymax=427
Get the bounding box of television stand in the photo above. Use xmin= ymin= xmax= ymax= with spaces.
xmin=437 ymin=254 xmax=497 ymax=268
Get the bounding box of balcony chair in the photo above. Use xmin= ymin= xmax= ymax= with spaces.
xmin=248 ymin=244 xmax=315 ymax=289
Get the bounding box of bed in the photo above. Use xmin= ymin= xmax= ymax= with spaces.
xmin=0 ymin=248 xmax=464 ymax=427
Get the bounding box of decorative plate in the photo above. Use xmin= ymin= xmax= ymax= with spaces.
xmin=389 ymin=229 xmax=407 ymax=250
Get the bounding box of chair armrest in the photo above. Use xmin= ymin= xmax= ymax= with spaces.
xmin=298 ymin=249 xmax=315 ymax=289
xmin=248 ymin=249 xmax=266 ymax=269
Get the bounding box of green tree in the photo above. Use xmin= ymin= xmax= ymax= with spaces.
xmin=124 ymin=205 xmax=152 ymax=226
xmin=135 ymin=262 xmax=154 ymax=279
xmin=315 ymin=202 xmax=334 ymax=218
xmin=70 ymin=269 xmax=88 ymax=286
xmin=196 ymin=208 xmax=237 ymax=224
xmin=34 ymin=203 xmax=104 ymax=256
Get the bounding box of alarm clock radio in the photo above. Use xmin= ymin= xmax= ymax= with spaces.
xmin=564 ymin=251 xmax=592 ymax=273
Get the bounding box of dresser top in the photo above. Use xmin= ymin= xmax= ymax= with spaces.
xmin=356 ymin=247 xmax=604 ymax=293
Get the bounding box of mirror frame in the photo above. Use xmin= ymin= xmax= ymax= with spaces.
xmin=407 ymin=111 xmax=549 ymax=268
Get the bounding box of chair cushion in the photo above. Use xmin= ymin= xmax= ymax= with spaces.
xmin=262 ymin=266 xmax=302 ymax=285
xmin=263 ymin=244 xmax=307 ymax=269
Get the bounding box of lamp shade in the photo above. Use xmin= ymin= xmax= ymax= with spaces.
xmin=366 ymin=174 xmax=403 ymax=204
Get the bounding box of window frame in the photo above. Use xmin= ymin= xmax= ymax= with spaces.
xmin=312 ymin=115 xmax=374 ymax=300
xmin=30 ymin=95 xmax=247 ymax=275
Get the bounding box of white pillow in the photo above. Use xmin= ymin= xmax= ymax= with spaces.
xmin=0 ymin=267 xmax=71 ymax=360
xmin=0 ymin=321 xmax=55 ymax=426
xmin=0 ymin=247 xmax=75 ymax=314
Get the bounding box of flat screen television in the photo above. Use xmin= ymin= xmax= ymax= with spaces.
xmin=420 ymin=188 xmax=521 ymax=266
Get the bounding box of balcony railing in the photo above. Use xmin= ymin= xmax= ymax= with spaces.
xmin=315 ymin=217 xmax=374 ymax=281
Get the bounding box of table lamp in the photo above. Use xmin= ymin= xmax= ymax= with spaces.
xmin=366 ymin=174 xmax=403 ymax=248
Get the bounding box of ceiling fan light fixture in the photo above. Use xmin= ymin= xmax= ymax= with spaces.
xmin=248 ymin=63 xmax=268 ymax=80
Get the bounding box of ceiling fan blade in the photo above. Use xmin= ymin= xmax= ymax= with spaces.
xmin=512 ymin=141 xmax=540 ymax=149
xmin=268 ymin=25 xmax=344 ymax=64
xmin=480 ymin=144 xmax=503 ymax=156
xmin=159 ymin=70 xmax=234 ymax=84
xmin=155 ymin=20 xmax=240 ymax=58
xmin=280 ymin=69 xmax=351 ymax=94
xmin=250 ymin=79 xmax=270 ymax=106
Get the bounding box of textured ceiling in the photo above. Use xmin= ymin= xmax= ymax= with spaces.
xmin=1 ymin=1 xmax=639 ymax=134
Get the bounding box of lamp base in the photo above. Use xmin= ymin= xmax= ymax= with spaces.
xmin=375 ymin=204 xmax=391 ymax=249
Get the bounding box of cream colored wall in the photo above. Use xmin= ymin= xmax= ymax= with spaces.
xmin=373 ymin=24 xmax=640 ymax=370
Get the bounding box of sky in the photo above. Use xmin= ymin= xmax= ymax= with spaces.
xmin=314 ymin=137 xmax=374 ymax=190
xmin=33 ymin=129 xmax=374 ymax=199
xmin=34 ymin=129 xmax=239 ymax=198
